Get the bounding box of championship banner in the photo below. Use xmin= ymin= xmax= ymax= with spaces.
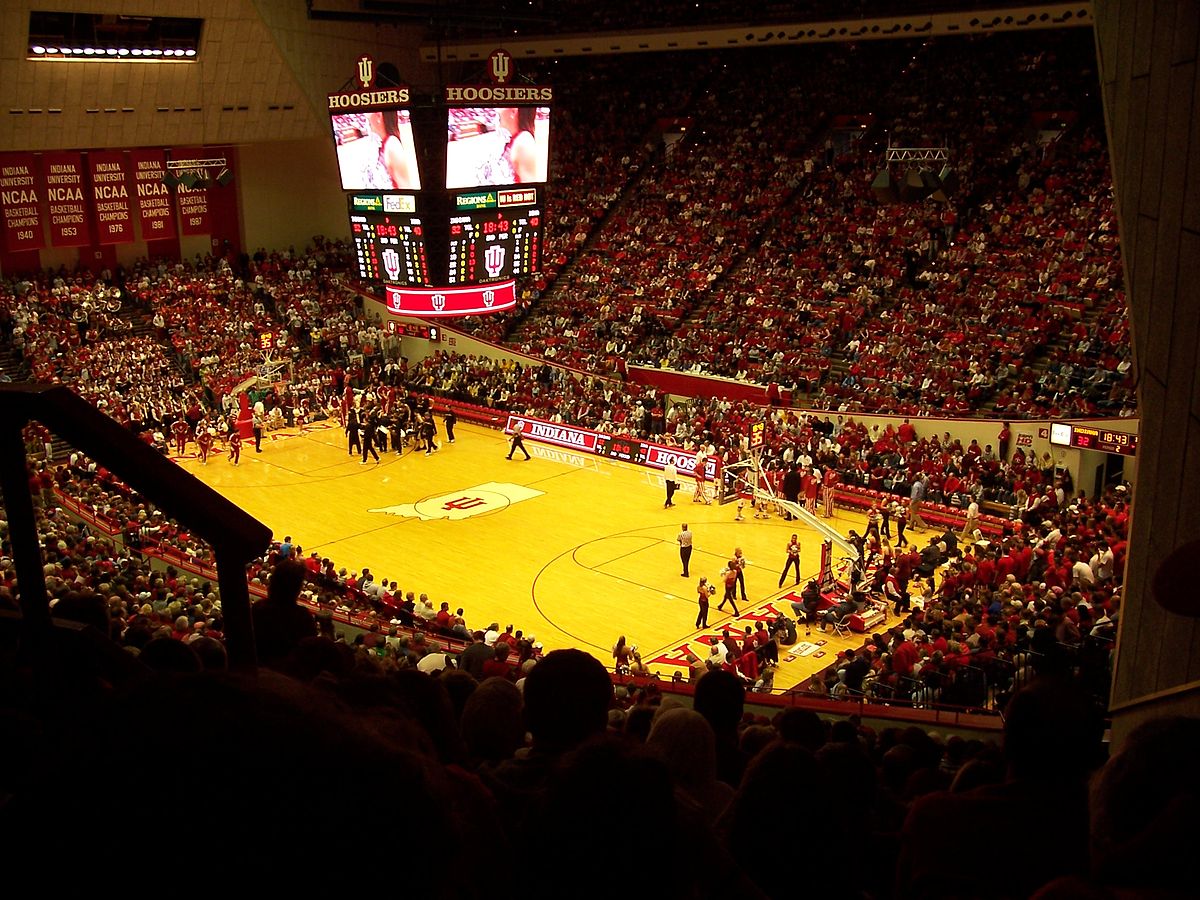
xmin=42 ymin=151 xmax=91 ymax=246
xmin=88 ymin=150 xmax=134 ymax=244
xmin=129 ymin=149 xmax=176 ymax=240
xmin=0 ymin=152 xmax=45 ymax=251
xmin=173 ymin=148 xmax=211 ymax=236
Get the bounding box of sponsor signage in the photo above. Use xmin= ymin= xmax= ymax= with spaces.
xmin=498 ymin=189 xmax=537 ymax=207
xmin=88 ymin=150 xmax=134 ymax=244
xmin=455 ymin=192 xmax=498 ymax=210
xmin=0 ymin=152 xmax=45 ymax=251
xmin=385 ymin=279 xmax=516 ymax=317
xmin=350 ymin=193 xmax=417 ymax=214
xmin=503 ymin=414 xmax=721 ymax=479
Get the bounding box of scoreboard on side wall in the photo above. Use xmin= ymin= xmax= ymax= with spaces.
xmin=1049 ymin=422 xmax=1139 ymax=456
xmin=329 ymin=51 xmax=550 ymax=316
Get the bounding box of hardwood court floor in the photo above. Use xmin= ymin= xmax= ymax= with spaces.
xmin=177 ymin=420 xmax=888 ymax=687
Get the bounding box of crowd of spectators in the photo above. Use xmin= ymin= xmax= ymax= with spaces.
xmin=8 ymin=518 xmax=1186 ymax=900
xmin=488 ymin=31 xmax=1132 ymax=421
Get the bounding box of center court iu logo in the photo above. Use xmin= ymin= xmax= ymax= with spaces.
xmin=442 ymin=496 xmax=487 ymax=511
xmin=488 ymin=49 xmax=512 ymax=84
xmin=369 ymin=481 xmax=544 ymax=521
xmin=484 ymin=244 xmax=506 ymax=279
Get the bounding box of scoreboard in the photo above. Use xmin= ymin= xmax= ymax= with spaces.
xmin=349 ymin=212 xmax=428 ymax=285
xmin=1049 ymin=422 xmax=1139 ymax=456
xmin=328 ymin=53 xmax=550 ymax=314
xmin=448 ymin=199 xmax=542 ymax=285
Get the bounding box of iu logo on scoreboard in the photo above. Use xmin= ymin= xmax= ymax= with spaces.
xmin=488 ymin=49 xmax=513 ymax=84
xmin=431 ymin=293 xmax=446 ymax=311
xmin=381 ymin=247 xmax=401 ymax=282
xmin=356 ymin=55 xmax=375 ymax=88
xmin=482 ymin=289 xmax=496 ymax=307
xmin=484 ymin=244 xmax=506 ymax=278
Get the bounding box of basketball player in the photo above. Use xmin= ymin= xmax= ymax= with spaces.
xmin=252 ymin=409 xmax=265 ymax=453
xmin=804 ymin=468 xmax=820 ymax=514
xmin=506 ymin=421 xmax=531 ymax=460
xmin=778 ymin=534 xmax=801 ymax=587
xmin=821 ymin=468 xmax=838 ymax=518
xmin=444 ymin=409 xmax=457 ymax=443
xmin=228 ymin=430 xmax=242 ymax=466
xmin=693 ymin=447 xmax=710 ymax=504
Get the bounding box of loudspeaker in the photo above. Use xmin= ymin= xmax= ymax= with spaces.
xmin=932 ymin=165 xmax=957 ymax=202
xmin=871 ymin=170 xmax=896 ymax=203
xmin=898 ymin=168 xmax=926 ymax=202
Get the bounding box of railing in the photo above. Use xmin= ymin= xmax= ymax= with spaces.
xmin=0 ymin=384 xmax=272 ymax=669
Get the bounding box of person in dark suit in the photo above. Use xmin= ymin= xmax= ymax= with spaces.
xmin=782 ymin=465 xmax=802 ymax=520
xmin=346 ymin=407 xmax=361 ymax=456
xmin=360 ymin=409 xmax=380 ymax=464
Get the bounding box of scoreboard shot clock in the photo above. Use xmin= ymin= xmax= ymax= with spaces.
xmin=328 ymin=50 xmax=551 ymax=317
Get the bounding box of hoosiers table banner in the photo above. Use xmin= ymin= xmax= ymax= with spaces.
xmin=129 ymin=149 xmax=176 ymax=240
xmin=89 ymin=150 xmax=134 ymax=244
xmin=42 ymin=151 xmax=91 ymax=246
xmin=0 ymin=153 xmax=46 ymax=252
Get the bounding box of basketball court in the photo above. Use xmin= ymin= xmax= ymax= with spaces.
xmin=176 ymin=420 xmax=884 ymax=687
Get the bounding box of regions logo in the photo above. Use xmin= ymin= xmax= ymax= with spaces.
xmin=369 ymin=481 xmax=543 ymax=521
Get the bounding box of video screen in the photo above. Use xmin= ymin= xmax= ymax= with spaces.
xmin=330 ymin=109 xmax=422 ymax=191
xmin=446 ymin=106 xmax=550 ymax=189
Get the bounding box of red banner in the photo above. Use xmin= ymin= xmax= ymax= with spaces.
xmin=385 ymin=280 xmax=516 ymax=317
xmin=88 ymin=150 xmax=134 ymax=244
xmin=173 ymin=148 xmax=211 ymax=235
xmin=0 ymin=153 xmax=45 ymax=252
xmin=128 ymin=148 xmax=176 ymax=240
xmin=42 ymin=151 xmax=91 ymax=247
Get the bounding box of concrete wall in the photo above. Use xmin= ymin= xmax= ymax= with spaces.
xmin=237 ymin=137 xmax=346 ymax=252
xmin=1094 ymin=0 xmax=1200 ymax=739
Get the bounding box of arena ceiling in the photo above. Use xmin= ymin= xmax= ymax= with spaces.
xmin=0 ymin=1 xmax=1091 ymax=152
